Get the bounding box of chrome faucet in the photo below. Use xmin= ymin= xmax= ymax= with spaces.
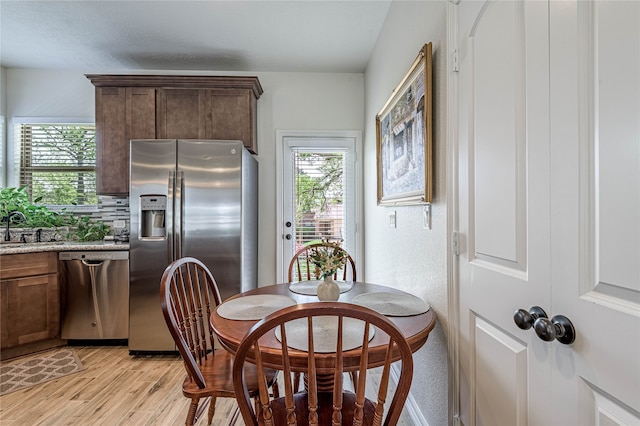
xmin=4 ymin=211 xmax=27 ymax=242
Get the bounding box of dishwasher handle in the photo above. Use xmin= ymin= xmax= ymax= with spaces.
xmin=82 ymin=259 xmax=104 ymax=267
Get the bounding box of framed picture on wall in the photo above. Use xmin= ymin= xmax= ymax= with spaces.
xmin=376 ymin=42 xmax=433 ymax=205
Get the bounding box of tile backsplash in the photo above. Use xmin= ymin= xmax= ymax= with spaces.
xmin=95 ymin=196 xmax=130 ymax=238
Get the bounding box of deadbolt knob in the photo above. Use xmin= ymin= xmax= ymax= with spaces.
xmin=534 ymin=315 xmax=576 ymax=345
xmin=513 ymin=306 xmax=547 ymax=330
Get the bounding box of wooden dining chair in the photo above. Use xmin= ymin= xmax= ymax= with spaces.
xmin=287 ymin=242 xmax=358 ymax=392
xmin=160 ymin=257 xmax=278 ymax=426
xmin=232 ymin=302 xmax=414 ymax=426
xmin=288 ymin=242 xmax=357 ymax=282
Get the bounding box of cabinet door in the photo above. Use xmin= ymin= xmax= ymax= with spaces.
xmin=127 ymin=88 xmax=156 ymax=141
xmin=156 ymin=88 xmax=258 ymax=153
xmin=95 ymin=87 xmax=155 ymax=195
xmin=1 ymin=281 xmax=8 ymax=346
xmin=207 ymin=89 xmax=257 ymax=153
xmin=0 ymin=274 xmax=59 ymax=348
xmin=95 ymin=87 xmax=126 ymax=195
xmin=156 ymin=88 xmax=207 ymax=139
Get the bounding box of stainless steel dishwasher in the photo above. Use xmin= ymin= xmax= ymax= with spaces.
xmin=59 ymin=251 xmax=129 ymax=340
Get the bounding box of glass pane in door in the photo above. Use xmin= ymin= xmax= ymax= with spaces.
xmin=292 ymin=150 xmax=346 ymax=250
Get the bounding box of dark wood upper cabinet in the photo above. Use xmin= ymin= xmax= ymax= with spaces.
xmin=94 ymin=86 xmax=156 ymax=195
xmin=87 ymin=75 xmax=262 ymax=195
xmin=156 ymin=88 xmax=207 ymax=139
xmin=208 ymin=89 xmax=257 ymax=147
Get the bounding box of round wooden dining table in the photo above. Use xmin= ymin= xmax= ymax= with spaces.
xmin=210 ymin=282 xmax=437 ymax=377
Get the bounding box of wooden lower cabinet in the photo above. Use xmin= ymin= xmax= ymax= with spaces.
xmin=0 ymin=252 xmax=62 ymax=358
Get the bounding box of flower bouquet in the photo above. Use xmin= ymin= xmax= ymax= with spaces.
xmin=308 ymin=239 xmax=348 ymax=280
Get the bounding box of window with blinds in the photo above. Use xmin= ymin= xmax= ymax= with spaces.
xmin=0 ymin=116 xmax=5 ymax=187
xmin=17 ymin=123 xmax=97 ymax=205
xmin=293 ymin=151 xmax=345 ymax=247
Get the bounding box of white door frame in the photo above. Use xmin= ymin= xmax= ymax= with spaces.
xmin=275 ymin=130 xmax=363 ymax=283
xmin=446 ymin=1 xmax=461 ymax=424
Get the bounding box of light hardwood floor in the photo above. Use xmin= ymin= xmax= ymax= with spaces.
xmin=0 ymin=346 xmax=413 ymax=425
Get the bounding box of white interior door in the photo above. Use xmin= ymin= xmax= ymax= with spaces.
xmin=457 ymin=1 xmax=552 ymax=424
xmin=456 ymin=1 xmax=640 ymax=425
xmin=549 ymin=1 xmax=640 ymax=424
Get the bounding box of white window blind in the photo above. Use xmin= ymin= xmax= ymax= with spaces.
xmin=17 ymin=123 xmax=97 ymax=205
xmin=0 ymin=116 xmax=5 ymax=187
xmin=292 ymin=150 xmax=345 ymax=247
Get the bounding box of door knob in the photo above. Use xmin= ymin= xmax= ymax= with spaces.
xmin=285 ymin=234 xmax=292 ymax=240
xmin=513 ymin=306 xmax=547 ymax=330
xmin=534 ymin=315 xmax=575 ymax=345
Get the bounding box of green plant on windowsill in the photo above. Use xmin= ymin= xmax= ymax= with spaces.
xmin=72 ymin=215 xmax=111 ymax=242
xmin=1 ymin=186 xmax=110 ymax=242
xmin=0 ymin=186 xmax=75 ymax=228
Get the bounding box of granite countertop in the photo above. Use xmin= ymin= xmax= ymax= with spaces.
xmin=0 ymin=241 xmax=130 ymax=255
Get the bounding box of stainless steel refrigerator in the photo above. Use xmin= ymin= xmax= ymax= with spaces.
xmin=129 ymin=139 xmax=258 ymax=353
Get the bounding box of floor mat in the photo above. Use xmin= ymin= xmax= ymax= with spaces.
xmin=0 ymin=349 xmax=84 ymax=395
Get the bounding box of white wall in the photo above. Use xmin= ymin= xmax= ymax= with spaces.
xmin=1 ymin=66 xmax=6 ymax=186
xmin=364 ymin=1 xmax=449 ymax=425
xmin=3 ymin=69 xmax=364 ymax=286
xmin=0 ymin=67 xmax=6 ymax=116
xmin=252 ymin=72 xmax=364 ymax=285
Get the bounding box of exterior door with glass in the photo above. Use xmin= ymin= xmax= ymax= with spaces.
xmin=277 ymin=131 xmax=361 ymax=283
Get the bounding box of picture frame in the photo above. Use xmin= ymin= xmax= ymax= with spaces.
xmin=376 ymin=43 xmax=433 ymax=205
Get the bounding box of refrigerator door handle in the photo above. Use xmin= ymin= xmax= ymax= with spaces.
xmin=167 ymin=170 xmax=175 ymax=265
xmin=175 ymin=170 xmax=184 ymax=260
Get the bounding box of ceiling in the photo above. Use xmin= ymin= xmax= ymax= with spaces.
xmin=0 ymin=0 xmax=392 ymax=73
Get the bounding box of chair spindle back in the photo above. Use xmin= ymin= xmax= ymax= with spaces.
xmin=160 ymin=257 xmax=222 ymax=387
xmin=288 ymin=243 xmax=357 ymax=282
xmin=233 ymin=302 xmax=414 ymax=426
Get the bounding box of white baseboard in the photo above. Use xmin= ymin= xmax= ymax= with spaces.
xmin=391 ymin=364 xmax=429 ymax=426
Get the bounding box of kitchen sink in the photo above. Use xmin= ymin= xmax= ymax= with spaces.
xmin=0 ymin=243 xmax=25 ymax=248
xmin=0 ymin=241 xmax=65 ymax=248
